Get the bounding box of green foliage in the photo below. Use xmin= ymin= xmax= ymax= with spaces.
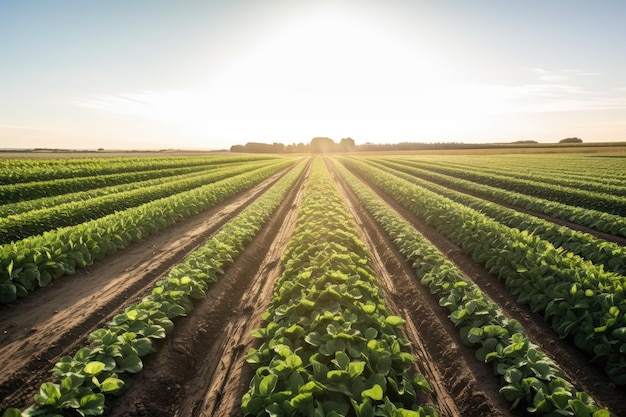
xmin=10 ymin=159 xmax=307 ymax=416
xmin=334 ymin=157 xmax=609 ymax=416
xmin=0 ymin=159 xmax=277 ymax=243
xmin=242 ymin=159 xmax=437 ymax=417
xmin=0 ymin=159 xmax=294 ymax=304
xmin=370 ymin=157 xmax=626 ymax=276
xmin=342 ymin=156 xmax=626 ymax=386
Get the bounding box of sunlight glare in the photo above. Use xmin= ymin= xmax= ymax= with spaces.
xmin=91 ymin=8 xmax=512 ymax=144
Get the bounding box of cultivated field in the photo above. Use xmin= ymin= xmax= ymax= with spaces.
xmin=1 ymin=150 xmax=625 ymax=417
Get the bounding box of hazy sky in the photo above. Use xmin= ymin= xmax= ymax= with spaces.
xmin=2 ymin=0 xmax=626 ymax=150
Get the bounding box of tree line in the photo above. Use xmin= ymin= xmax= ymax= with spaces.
xmin=230 ymin=137 xmax=585 ymax=154
xmin=230 ymin=137 xmax=355 ymax=153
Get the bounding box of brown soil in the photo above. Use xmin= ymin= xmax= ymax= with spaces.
xmin=2 ymin=156 xmax=624 ymax=417
xmin=0 ymin=166 xmax=296 ymax=411
xmin=385 ymin=161 xmax=626 ymax=246
xmin=337 ymin=159 xmax=626 ymax=416
xmin=327 ymin=159 xmax=513 ymax=417
xmin=104 ymin=158 xmax=312 ymax=417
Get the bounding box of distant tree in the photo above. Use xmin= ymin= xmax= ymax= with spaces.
xmin=229 ymin=142 xmax=285 ymax=153
xmin=310 ymin=137 xmax=336 ymax=153
xmin=271 ymin=142 xmax=285 ymax=153
xmin=296 ymin=142 xmax=309 ymax=153
xmin=560 ymin=137 xmax=583 ymax=143
xmin=338 ymin=137 xmax=355 ymax=152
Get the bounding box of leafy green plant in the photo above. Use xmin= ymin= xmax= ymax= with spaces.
xmin=341 ymin=156 xmax=626 ymax=386
xmin=3 ymin=160 xmax=307 ymax=417
xmin=0 ymin=159 xmax=294 ymax=304
xmin=334 ymin=157 xmax=610 ymax=416
xmin=0 ymin=159 xmax=277 ymax=243
xmin=242 ymin=158 xmax=438 ymax=417
xmin=370 ymin=158 xmax=626 ymax=276
xmin=380 ymin=156 xmax=626 ymax=216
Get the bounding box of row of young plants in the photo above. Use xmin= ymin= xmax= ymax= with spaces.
xmin=332 ymin=159 xmax=609 ymax=417
xmin=368 ymin=158 xmax=626 ymax=276
xmin=0 ymin=159 xmax=278 ymax=244
xmin=0 ymin=155 xmax=279 ymax=204
xmin=0 ymin=154 xmax=276 ymax=186
xmin=341 ymin=157 xmax=626 ymax=386
xmin=437 ymin=154 xmax=626 ymax=184
xmin=0 ymin=164 xmax=220 ymax=217
xmin=424 ymin=158 xmax=626 ymax=197
xmin=374 ymin=158 xmax=626 ymax=239
xmin=1 ymin=158 xmax=308 ymax=417
xmin=0 ymin=160 xmax=295 ymax=305
xmin=386 ymin=158 xmax=626 ymax=217
xmin=242 ymin=159 xmax=438 ymax=417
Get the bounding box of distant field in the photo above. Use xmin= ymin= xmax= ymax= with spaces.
xmin=0 ymin=149 xmax=229 ymax=159
xmin=1 ymin=151 xmax=624 ymax=417
xmin=2 ymin=141 xmax=626 ymax=159
xmin=353 ymin=142 xmax=626 ymax=155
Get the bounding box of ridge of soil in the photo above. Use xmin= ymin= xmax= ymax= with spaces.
xmin=3 ymin=156 xmax=624 ymax=417
xmin=104 ymin=159 xmax=311 ymax=416
xmin=337 ymin=160 xmax=626 ymax=416
xmin=0 ymin=166 xmax=296 ymax=411
xmin=382 ymin=161 xmax=626 ymax=246
xmin=327 ymin=159 xmax=513 ymax=417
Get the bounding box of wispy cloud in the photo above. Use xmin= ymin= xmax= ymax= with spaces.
xmin=532 ymin=68 xmax=599 ymax=82
xmin=74 ymin=64 xmax=626 ymax=145
xmin=0 ymin=123 xmax=68 ymax=132
xmin=77 ymin=92 xmax=163 ymax=119
xmin=458 ymin=68 xmax=626 ymax=114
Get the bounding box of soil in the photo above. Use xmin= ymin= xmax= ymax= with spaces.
xmin=1 ymin=156 xmax=624 ymax=417
xmin=385 ymin=160 xmax=626 ymax=246
xmin=335 ymin=158 xmax=626 ymax=416
xmin=0 ymin=167 xmax=295 ymax=411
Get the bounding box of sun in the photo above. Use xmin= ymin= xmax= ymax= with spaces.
xmin=80 ymin=6 xmax=508 ymax=145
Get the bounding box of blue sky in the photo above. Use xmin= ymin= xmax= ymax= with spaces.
xmin=1 ymin=0 xmax=626 ymax=150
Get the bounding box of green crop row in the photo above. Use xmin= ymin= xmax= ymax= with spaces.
xmin=0 ymin=160 xmax=294 ymax=305
xmin=430 ymin=154 xmax=626 ymax=185
xmin=0 ymin=155 xmax=277 ymax=186
xmin=242 ymin=158 xmax=438 ymax=417
xmin=387 ymin=158 xmax=626 ymax=217
xmin=0 ymin=156 xmax=279 ymax=203
xmin=0 ymin=164 xmax=222 ymax=217
xmin=374 ymin=158 xmax=626 ymax=239
xmin=368 ymin=158 xmax=626 ymax=276
xmin=333 ymin=158 xmax=609 ymax=417
xmin=0 ymin=162 xmax=218 ymax=204
xmin=0 ymin=159 xmax=277 ymax=244
xmin=424 ymin=157 xmax=626 ymax=197
xmin=341 ymin=157 xmax=626 ymax=385
xmin=1 ymin=158 xmax=307 ymax=417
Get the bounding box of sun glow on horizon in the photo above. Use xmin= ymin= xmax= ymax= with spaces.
xmin=52 ymin=2 xmax=626 ymax=149
xmin=78 ymin=9 xmax=506 ymax=145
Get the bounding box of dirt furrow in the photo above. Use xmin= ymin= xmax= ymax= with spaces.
xmin=104 ymin=160 xmax=310 ymax=417
xmin=342 ymin=162 xmax=625 ymax=416
xmin=384 ymin=163 xmax=626 ymax=246
xmin=0 ymin=167 xmax=294 ymax=411
xmin=327 ymin=159 xmax=514 ymax=417
xmin=196 ymin=166 xmax=309 ymax=417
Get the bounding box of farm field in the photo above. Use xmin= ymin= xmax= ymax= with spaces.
xmin=1 ymin=151 xmax=625 ymax=417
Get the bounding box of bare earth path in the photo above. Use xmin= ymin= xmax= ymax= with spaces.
xmin=339 ymin=159 xmax=625 ymax=416
xmin=105 ymin=158 xmax=311 ymax=417
xmin=3 ymin=157 xmax=624 ymax=417
xmin=327 ymin=159 xmax=514 ymax=417
xmin=0 ymin=166 xmax=295 ymax=411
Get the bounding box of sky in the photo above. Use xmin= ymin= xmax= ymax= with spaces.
xmin=1 ymin=0 xmax=626 ymax=150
